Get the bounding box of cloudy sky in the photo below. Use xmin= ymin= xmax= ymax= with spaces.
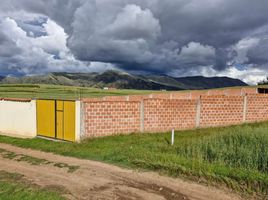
xmin=0 ymin=0 xmax=268 ymax=84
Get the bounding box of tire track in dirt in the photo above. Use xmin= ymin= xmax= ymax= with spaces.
xmin=0 ymin=143 xmax=242 ymax=200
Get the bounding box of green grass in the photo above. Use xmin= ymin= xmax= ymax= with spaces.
xmin=1 ymin=123 xmax=268 ymax=197
xmin=0 ymin=84 xmax=156 ymax=100
xmin=0 ymin=171 xmax=64 ymax=200
xmin=0 ymin=84 xmax=262 ymax=100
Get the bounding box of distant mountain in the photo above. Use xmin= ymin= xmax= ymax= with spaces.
xmin=174 ymin=76 xmax=248 ymax=89
xmin=0 ymin=70 xmax=248 ymax=90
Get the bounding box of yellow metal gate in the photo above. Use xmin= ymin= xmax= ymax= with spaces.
xmin=37 ymin=100 xmax=76 ymax=142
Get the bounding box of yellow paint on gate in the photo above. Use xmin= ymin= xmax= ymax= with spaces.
xmin=37 ymin=100 xmax=76 ymax=142
xmin=56 ymin=112 xmax=64 ymax=140
xmin=56 ymin=101 xmax=64 ymax=140
xmin=57 ymin=100 xmax=64 ymax=111
xmin=63 ymin=101 xmax=76 ymax=142
xmin=37 ymin=100 xmax=56 ymax=138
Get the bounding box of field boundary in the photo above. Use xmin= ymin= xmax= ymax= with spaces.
xmin=1 ymin=86 xmax=268 ymax=140
xmin=82 ymin=93 xmax=268 ymax=138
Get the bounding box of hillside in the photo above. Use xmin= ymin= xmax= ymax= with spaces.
xmin=0 ymin=70 xmax=248 ymax=90
xmin=174 ymin=76 xmax=248 ymax=89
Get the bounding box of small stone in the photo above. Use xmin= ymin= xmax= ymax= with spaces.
xmin=159 ymin=187 xmax=163 ymax=191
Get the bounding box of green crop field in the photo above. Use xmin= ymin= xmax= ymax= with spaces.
xmin=0 ymin=84 xmax=264 ymax=100
xmin=0 ymin=122 xmax=268 ymax=198
xmin=0 ymin=84 xmax=155 ymax=100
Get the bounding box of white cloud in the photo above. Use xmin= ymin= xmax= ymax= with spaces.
xmin=178 ymin=42 xmax=216 ymax=65
xmin=33 ymin=19 xmax=68 ymax=54
xmin=199 ymin=65 xmax=266 ymax=85
xmin=1 ymin=0 xmax=268 ymax=81
xmin=68 ymin=2 xmax=161 ymax=65
xmin=104 ymin=4 xmax=161 ymax=40
xmin=0 ymin=16 xmax=112 ymax=75
xmin=221 ymin=66 xmax=267 ymax=85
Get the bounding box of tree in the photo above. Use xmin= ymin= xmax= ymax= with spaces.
xmin=258 ymin=77 xmax=268 ymax=85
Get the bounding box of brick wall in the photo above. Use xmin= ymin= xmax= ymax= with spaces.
xmin=143 ymin=99 xmax=197 ymax=132
xmin=150 ymin=93 xmax=171 ymax=99
xmin=171 ymin=92 xmax=191 ymax=99
xmin=225 ymin=88 xmax=243 ymax=96
xmin=242 ymin=87 xmax=257 ymax=95
xmin=190 ymin=91 xmax=209 ymax=99
xmin=246 ymin=94 xmax=268 ymax=122
xmin=199 ymin=96 xmax=244 ymax=127
xmin=207 ymin=89 xmax=226 ymax=96
xmin=83 ymin=101 xmax=141 ymax=138
xmin=82 ymin=87 xmax=258 ymax=103
xmin=102 ymin=96 xmax=128 ymax=101
xmin=81 ymin=87 xmax=267 ymax=139
xmin=128 ymin=94 xmax=151 ymax=101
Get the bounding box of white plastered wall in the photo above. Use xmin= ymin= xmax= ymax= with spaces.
xmin=0 ymin=100 xmax=37 ymax=138
xmin=75 ymin=100 xmax=81 ymax=142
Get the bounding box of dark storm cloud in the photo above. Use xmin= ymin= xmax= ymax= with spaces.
xmin=0 ymin=32 xmax=22 ymax=57
xmin=0 ymin=0 xmax=268 ymax=83
xmin=16 ymin=17 xmax=48 ymax=37
xmin=248 ymin=37 xmax=268 ymax=65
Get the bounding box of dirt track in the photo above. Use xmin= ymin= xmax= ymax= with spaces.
xmin=0 ymin=143 xmax=242 ymax=200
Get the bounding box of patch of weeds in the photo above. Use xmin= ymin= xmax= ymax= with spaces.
xmin=0 ymin=148 xmax=79 ymax=173
xmin=0 ymin=148 xmax=18 ymax=160
xmin=17 ymin=155 xmax=52 ymax=165
xmin=0 ymin=170 xmax=24 ymax=182
xmin=54 ymin=162 xmax=80 ymax=173
xmin=43 ymin=184 xmax=70 ymax=195
xmin=0 ymin=148 xmax=6 ymax=153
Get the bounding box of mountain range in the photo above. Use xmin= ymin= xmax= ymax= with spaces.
xmin=0 ymin=70 xmax=248 ymax=90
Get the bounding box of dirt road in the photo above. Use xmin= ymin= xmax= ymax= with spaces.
xmin=0 ymin=143 xmax=241 ymax=200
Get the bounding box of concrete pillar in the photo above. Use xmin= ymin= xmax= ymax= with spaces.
xmin=243 ymin=95 xmax=248 ymax=123
xmin=75 ymin=101 xmax=81 ymax=142
xmin=195 ymin=97 xmax=201 ymax=128
xmin=125 ymin=96 xmax=130 ymax=101
xmin=140 ymin=101 xmax=144 ymax=132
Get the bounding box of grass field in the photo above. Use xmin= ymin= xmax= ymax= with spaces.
xmin=0 ymin=122 xmax=268 ymax=198
xmin=0 ymin=171 xmax=64 ymax=200
xmin=0 ymin=84 xmax=155 ymax=100
xmin=0 ymin=84 xmax=262 ymax=100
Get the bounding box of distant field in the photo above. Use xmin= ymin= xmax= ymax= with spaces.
xmin=0 ymin=84 xmax=155 ymax=100
xmin=0 ymin=122 xmax=268 ymax=198
xmin=0 ymin=83 xmax=263 ymax=100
